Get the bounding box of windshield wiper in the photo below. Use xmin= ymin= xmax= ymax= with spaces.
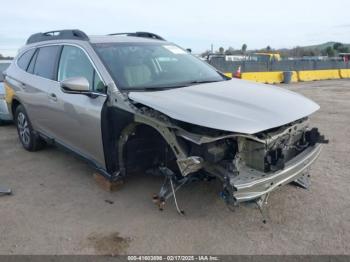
xmin=124 ymin=85 xmax=187 ymax=91
xmin=124 ymin=80 xmax=224 ymax=91
xmin=186 ymin=79 xmax=223 ymax=85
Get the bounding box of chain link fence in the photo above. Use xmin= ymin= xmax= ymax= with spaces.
xmin=209 ymin=58 xmax=350 ymax=73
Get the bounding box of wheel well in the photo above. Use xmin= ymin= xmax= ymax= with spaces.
xmin=100 ymin=105 xmax=182 ymax=177
xmin=121 ymin=124 xmax=179 ymax=175
xmin=11 ymin=99 xmax=20 ymax=116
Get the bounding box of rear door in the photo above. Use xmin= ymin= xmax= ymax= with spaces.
xmin=43 ymin=45 xmax=107 ymax=168
xmin=15 ymin=46 xmax=61 ymax=132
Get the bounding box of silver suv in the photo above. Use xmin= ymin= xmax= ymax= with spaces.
xmin=4 ymin=30 xmax=326 ymax=215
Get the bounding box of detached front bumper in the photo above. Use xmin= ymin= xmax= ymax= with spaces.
xmin=231 ymin=144 xmax=322 ymax=202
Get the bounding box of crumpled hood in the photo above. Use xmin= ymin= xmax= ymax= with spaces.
xmin=128 ymin=78 xmax=320 ymax=134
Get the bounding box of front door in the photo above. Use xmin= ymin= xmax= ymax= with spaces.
xmin=44 ymin=45 xmax=107 ymax=168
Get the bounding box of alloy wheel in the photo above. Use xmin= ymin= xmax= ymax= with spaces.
xmin=17 ymin=112 xmax=30 ymax=146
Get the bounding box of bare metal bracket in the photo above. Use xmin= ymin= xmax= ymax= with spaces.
xmin=255 ymin=193 xmax=270 ymax=223
xmin=293 ymin=174 xmax=311 ymax=189
xmin=153 ymin=167 xmax=187 ymax=215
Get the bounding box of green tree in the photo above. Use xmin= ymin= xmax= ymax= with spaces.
xmin=338 ymin=46 xmax=349 ymax=53
xmin=218 ymin=47 xmax=225 ymax=54
xmin=325 ymin=46 xmax=335 ymax=57
xmin=225 ymin=47 xmax=235 ymax=55
xmin=333 ymin=42 xmax=343 ymax=51
xmin=241 ymin=43 xmax=247 ymax=54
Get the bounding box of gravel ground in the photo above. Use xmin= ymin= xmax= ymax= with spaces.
xmin=0 ymin=79 xmax=349 ymax=255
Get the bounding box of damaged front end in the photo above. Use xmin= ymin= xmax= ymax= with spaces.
xmin=123 ymin=75 xmax=326 ymax=218
xmin=124 ymin=103 xmax=327 ymax=218
xmin=175 ymin=118 xmax=327 ymax=205
xmin=113 ymin=87 xmax=328 ymax=220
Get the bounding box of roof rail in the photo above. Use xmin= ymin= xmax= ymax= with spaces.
xmin=26 ymin=29 xmax=89 ymax=45
xmin=108 ymin=32 xmax=165 ymax=41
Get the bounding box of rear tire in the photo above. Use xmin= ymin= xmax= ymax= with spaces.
xmin=15 ymin=105 xmax=45 ymax=151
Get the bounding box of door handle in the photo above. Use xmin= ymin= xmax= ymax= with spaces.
xmin=49 ymin=93 xmax=57 ymax=102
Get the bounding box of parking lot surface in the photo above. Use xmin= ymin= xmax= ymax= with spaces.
xmin=0 ymin=80 xmax=349 ymax=255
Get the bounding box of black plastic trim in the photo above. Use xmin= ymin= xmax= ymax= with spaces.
xmin=108 ymin=31 xmax=165 ymax=41
xmin=26 ymin=29 xmax=89 ymax=45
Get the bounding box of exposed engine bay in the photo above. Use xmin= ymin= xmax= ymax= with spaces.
xmin=114 ymin=103 xmax=327 ymax=220
xmin=100 ymin=76 xmax=329 ymax=221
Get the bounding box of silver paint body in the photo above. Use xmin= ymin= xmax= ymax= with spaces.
xmin=129 ymin=78 xmax=320 ymax=134
xmin=5 ymin=36 xmax=321 ymax=181
xmin=5 ymin=40 xmax=110 ymax=167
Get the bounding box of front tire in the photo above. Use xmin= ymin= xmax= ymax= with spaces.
xmin=15 ymin=105 xmax=45 ymax=151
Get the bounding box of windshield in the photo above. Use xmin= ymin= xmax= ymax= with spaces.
xmin=93 ymin=42 xmax=225 ymax=90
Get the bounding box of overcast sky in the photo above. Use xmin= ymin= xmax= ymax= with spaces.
xmin=1 ymin=0 xmax=350 ymax=56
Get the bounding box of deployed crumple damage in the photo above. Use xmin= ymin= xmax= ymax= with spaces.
xmin=128 ymin=78 xmax=320 ymax=134
xmin=116 ymin=79 xmax=325 ymax=217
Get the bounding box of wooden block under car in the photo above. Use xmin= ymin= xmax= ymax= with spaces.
xmin=93 ymin=173 xmax=124 ymax=192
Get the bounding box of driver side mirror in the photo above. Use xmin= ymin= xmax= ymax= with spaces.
xmin=60 ymin=77 xmax=90 ymax=93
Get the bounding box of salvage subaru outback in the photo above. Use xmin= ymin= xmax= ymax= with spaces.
xmin=4 ymin=30 xmax=327 ymax=216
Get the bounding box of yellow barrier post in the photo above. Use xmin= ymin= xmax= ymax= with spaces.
xmin=297 ymin=70 xmax=340 ymax=81
xmin=339 ymin=69 xmax=350 ymax=79
xmin=225 ymin=69 xmax=344 ymax=84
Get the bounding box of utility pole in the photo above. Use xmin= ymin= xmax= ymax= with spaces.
xmin=211 ymin=44 xmax=213 ymax=54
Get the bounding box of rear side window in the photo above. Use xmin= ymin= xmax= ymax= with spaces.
xmin=27 ymin=50 xmax=38 ymax=74
xmin=17 ymin=49 xmax=36 ymax=71
xmin=33 ymin=46 xmax=61 ymax=80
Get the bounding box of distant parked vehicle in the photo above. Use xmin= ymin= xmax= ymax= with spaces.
xmin=339 ymin=53 xmax=350 ymax=62
xmin=0 ymin=60 xmax=12 ymax=124
xmin=250 ymin=53 xmax=281 ymax=62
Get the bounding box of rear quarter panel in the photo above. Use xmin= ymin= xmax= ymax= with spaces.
xmin=5 ymin=61 xmax=51 ymax=132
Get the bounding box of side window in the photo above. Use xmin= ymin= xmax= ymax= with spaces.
xmin=93 ymin=71 xmax=105 ymax=93
xmin=17 ymin=49 xmax=36 ymax=71
xmin=27 ymin=49 xmax=38 ymax=74
xmin=33 ymin=46 xmax=61 ymax=80
xmin=58 ymin=46 xmax=103 ymax=92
